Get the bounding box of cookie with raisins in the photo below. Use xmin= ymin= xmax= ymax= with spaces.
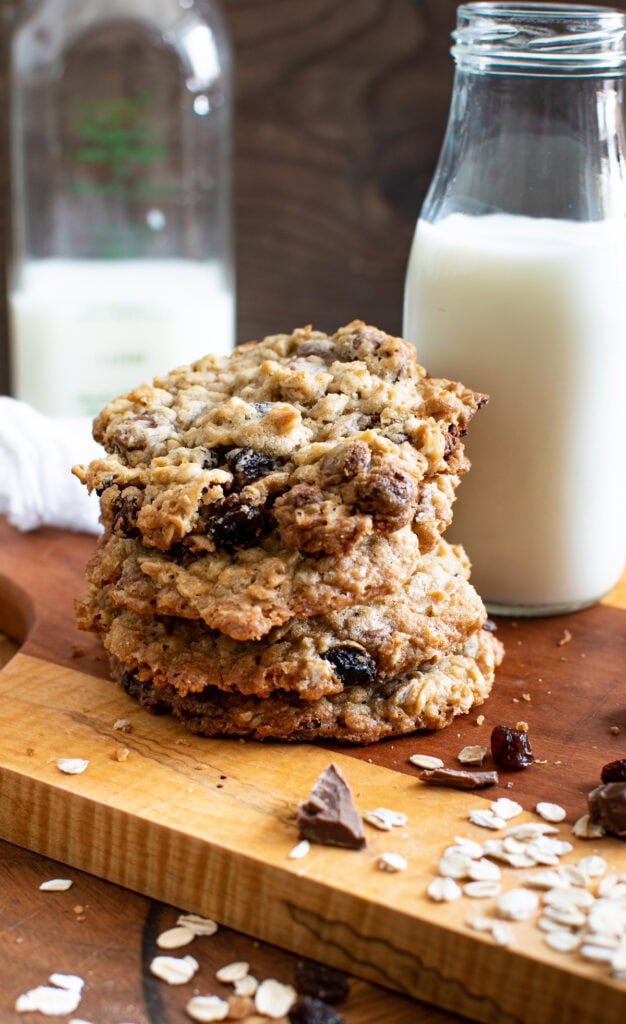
xmin=76 ymin=539 xmax=487 ymax=699
xmin=107 ymin=629 xmax=504 ymax=743
xmin=77 ymin=524 xmax=424 ymax=642
xmin=73 ymin=321 xmax=485 ymax=556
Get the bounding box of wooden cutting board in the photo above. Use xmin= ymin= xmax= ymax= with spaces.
xmin=1 ymin=518 xmax=626 ymax=1024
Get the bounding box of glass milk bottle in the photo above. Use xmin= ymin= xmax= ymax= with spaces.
xmin=9 ymin=0 xmax=234 ymax=417
xmin=404 ymin=2 xmax=626 ymax=615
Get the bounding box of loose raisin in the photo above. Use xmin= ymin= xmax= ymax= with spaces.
xmin=289 ymin=996 xmax=347 ymax=1024
xmin=490 ymin=725 xmax=533 ymax=770
xmin=225 ymin=446 xmax=283 ymax=489
xmin=202 ymin=495 xmax=268 ymax=549
xmin=295 ymin=960 xmax=349 ymax=1005
xmin=601 ymin=759 xmax=626 ymax=784
xmin=321 ymin=646 xmax=377 ymax=687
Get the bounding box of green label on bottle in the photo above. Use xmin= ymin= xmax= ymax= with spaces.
xmin=68 ymin=95 xmax=174 ymax=200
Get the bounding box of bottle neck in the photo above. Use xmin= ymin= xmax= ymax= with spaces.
xmin=422 ymin=66 xmax=626 ymax=222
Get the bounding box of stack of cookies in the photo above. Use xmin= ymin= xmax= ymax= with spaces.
xmin=74 ymin=322 xmax=503 ymax=743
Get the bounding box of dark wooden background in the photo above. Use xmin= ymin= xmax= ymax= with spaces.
xmin=1 ymin=0 xmax=626 ymax=394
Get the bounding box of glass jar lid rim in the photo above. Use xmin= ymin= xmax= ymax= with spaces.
xmin=453 ymin=2 xmax=626 ymax=74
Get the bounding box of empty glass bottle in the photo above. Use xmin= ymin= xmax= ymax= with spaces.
xmin=10 ymin=0 xmax=234 ymax=417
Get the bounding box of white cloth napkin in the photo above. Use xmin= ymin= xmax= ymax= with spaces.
xmin=0 ymin=397 xmax=102 ymax=534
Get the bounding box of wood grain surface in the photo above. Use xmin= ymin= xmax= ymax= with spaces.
xmin=1 ymin=518 xmax=625 ymax=1024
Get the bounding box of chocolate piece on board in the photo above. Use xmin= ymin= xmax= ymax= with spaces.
xmin=297 ymin=764 xmax=366 ymax=850
xmin=420 ymin=767 xmax=499 ymax=789
xmin=589 ymin=781 xmax=626 ymax=838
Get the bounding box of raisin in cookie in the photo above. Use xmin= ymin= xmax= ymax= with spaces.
xmin=77 ymin=524 xmax=423 ymax=641
xmin=109 ymin=629 xmax=504 ymax=743
xmin=73 ymin=322 xmax=486 ymax=555
xmin=78 ymin=540 xmax=486 ymax=700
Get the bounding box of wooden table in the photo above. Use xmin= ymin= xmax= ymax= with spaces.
xmin=1 ymin=520 xmax=625 ymax=1024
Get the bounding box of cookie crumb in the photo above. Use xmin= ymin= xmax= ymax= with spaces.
xmin=111 ymin=747 xmax=130 ymax=762
xmin=476 ymin=715 xmax=485 ymax=726
xmin=113 ymin=718 xmax=132 ymax=733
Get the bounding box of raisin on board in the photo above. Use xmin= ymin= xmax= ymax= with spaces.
xmin=321 ymin=646 xmax=377 ymax=687
xmin=295 ymin=959 xmax=350 ymax=1005
xmin=289 ymin=996 xmax=347 ymax=1024
xmin=490 ymin=725 xmax=533 ymax=770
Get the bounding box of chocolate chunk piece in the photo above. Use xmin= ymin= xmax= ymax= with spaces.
xmin=297 ymin=764 xmax=366 ymax=850
xmin=289 ymin=996 xmax=347 ymax=1024
xmin=295 ymin=960 xmax=349 ymax=1005
xmin=419 ymin=767 xmax=499 ymax=790
xmin=601 ymin=759 xmax=626 ymax=784
xmin=589 ymin=782 xmax=626 ymax=838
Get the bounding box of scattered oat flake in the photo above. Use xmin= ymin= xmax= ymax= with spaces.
xmin=288 ymin=840 xmax=310 ymax=860
xmin=427 ymin=876 xmax=462 ymax=902
xmin=522 ymin=694 xmax=531 ymax=702
xmin=572 ymin=814 xmax=605 ymax=839
xmin=185 ymin=995 xmax=229 ymax=1022
xmin=176 ymin=913 xmax=218 ymax=936
xmin=150 ymin=955 xmax=199 ymax=985
xmin=57 ymin=758 xmax=89 ymax=775
xmin=254 ymin=979 xmax=297 ymax=1019
xmin=227 ymin=994 xmax=256 ymax=1019
xmin=39 ymin=878 xmax=73 ymax=892
xmin=490 ymin=798 xmax=522 ymax=820
xmin=476 ymin=715 xmax=485 ymax=726
xmin=544 ymin=930 xmax=581 ymax=953
xmin=15 ymin=985 xmax=82 ymax=1015
xmin=48 ymin=974 xmax=84 ymax=993
xmin=157 ymin=926 xmax=195 ymax=950
xmin=112 ymin=746 xmax=130 ymax=762
xmin=468 ymin=858 xmax=501 ymax=882
xmin=216 ymin=961 xmax=250 ymax=984
xmin=468 ymin=809 xmax=506 ymax=830
xmin=234 ymin=975 xmax=258 ymax=997
xmin=363 ymin=807 xmax=407 ymax=831
xmin=113 ymin=718 xmax=132 ymax=732
xmin=557 ymin=629 xmax=572 ymax=646
xmin=496 ymin=888 xmax=539 ymax=921
xmin=464 ymin=880 xmax=501 ymax=899
xmin=408 ymin=754 xmax=444 ymax=770
xmin=466 ymin=914 xmax=494 ymax=932
xmin=535 ymin=802 xmax=567 ymax=823
xmin=576 ymin=855 xmax=608 ymax=879
xmin=377 ymin=852 xmax=407 ymax=872
xmin=458 ymin=745 xmax=488 ymax=766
